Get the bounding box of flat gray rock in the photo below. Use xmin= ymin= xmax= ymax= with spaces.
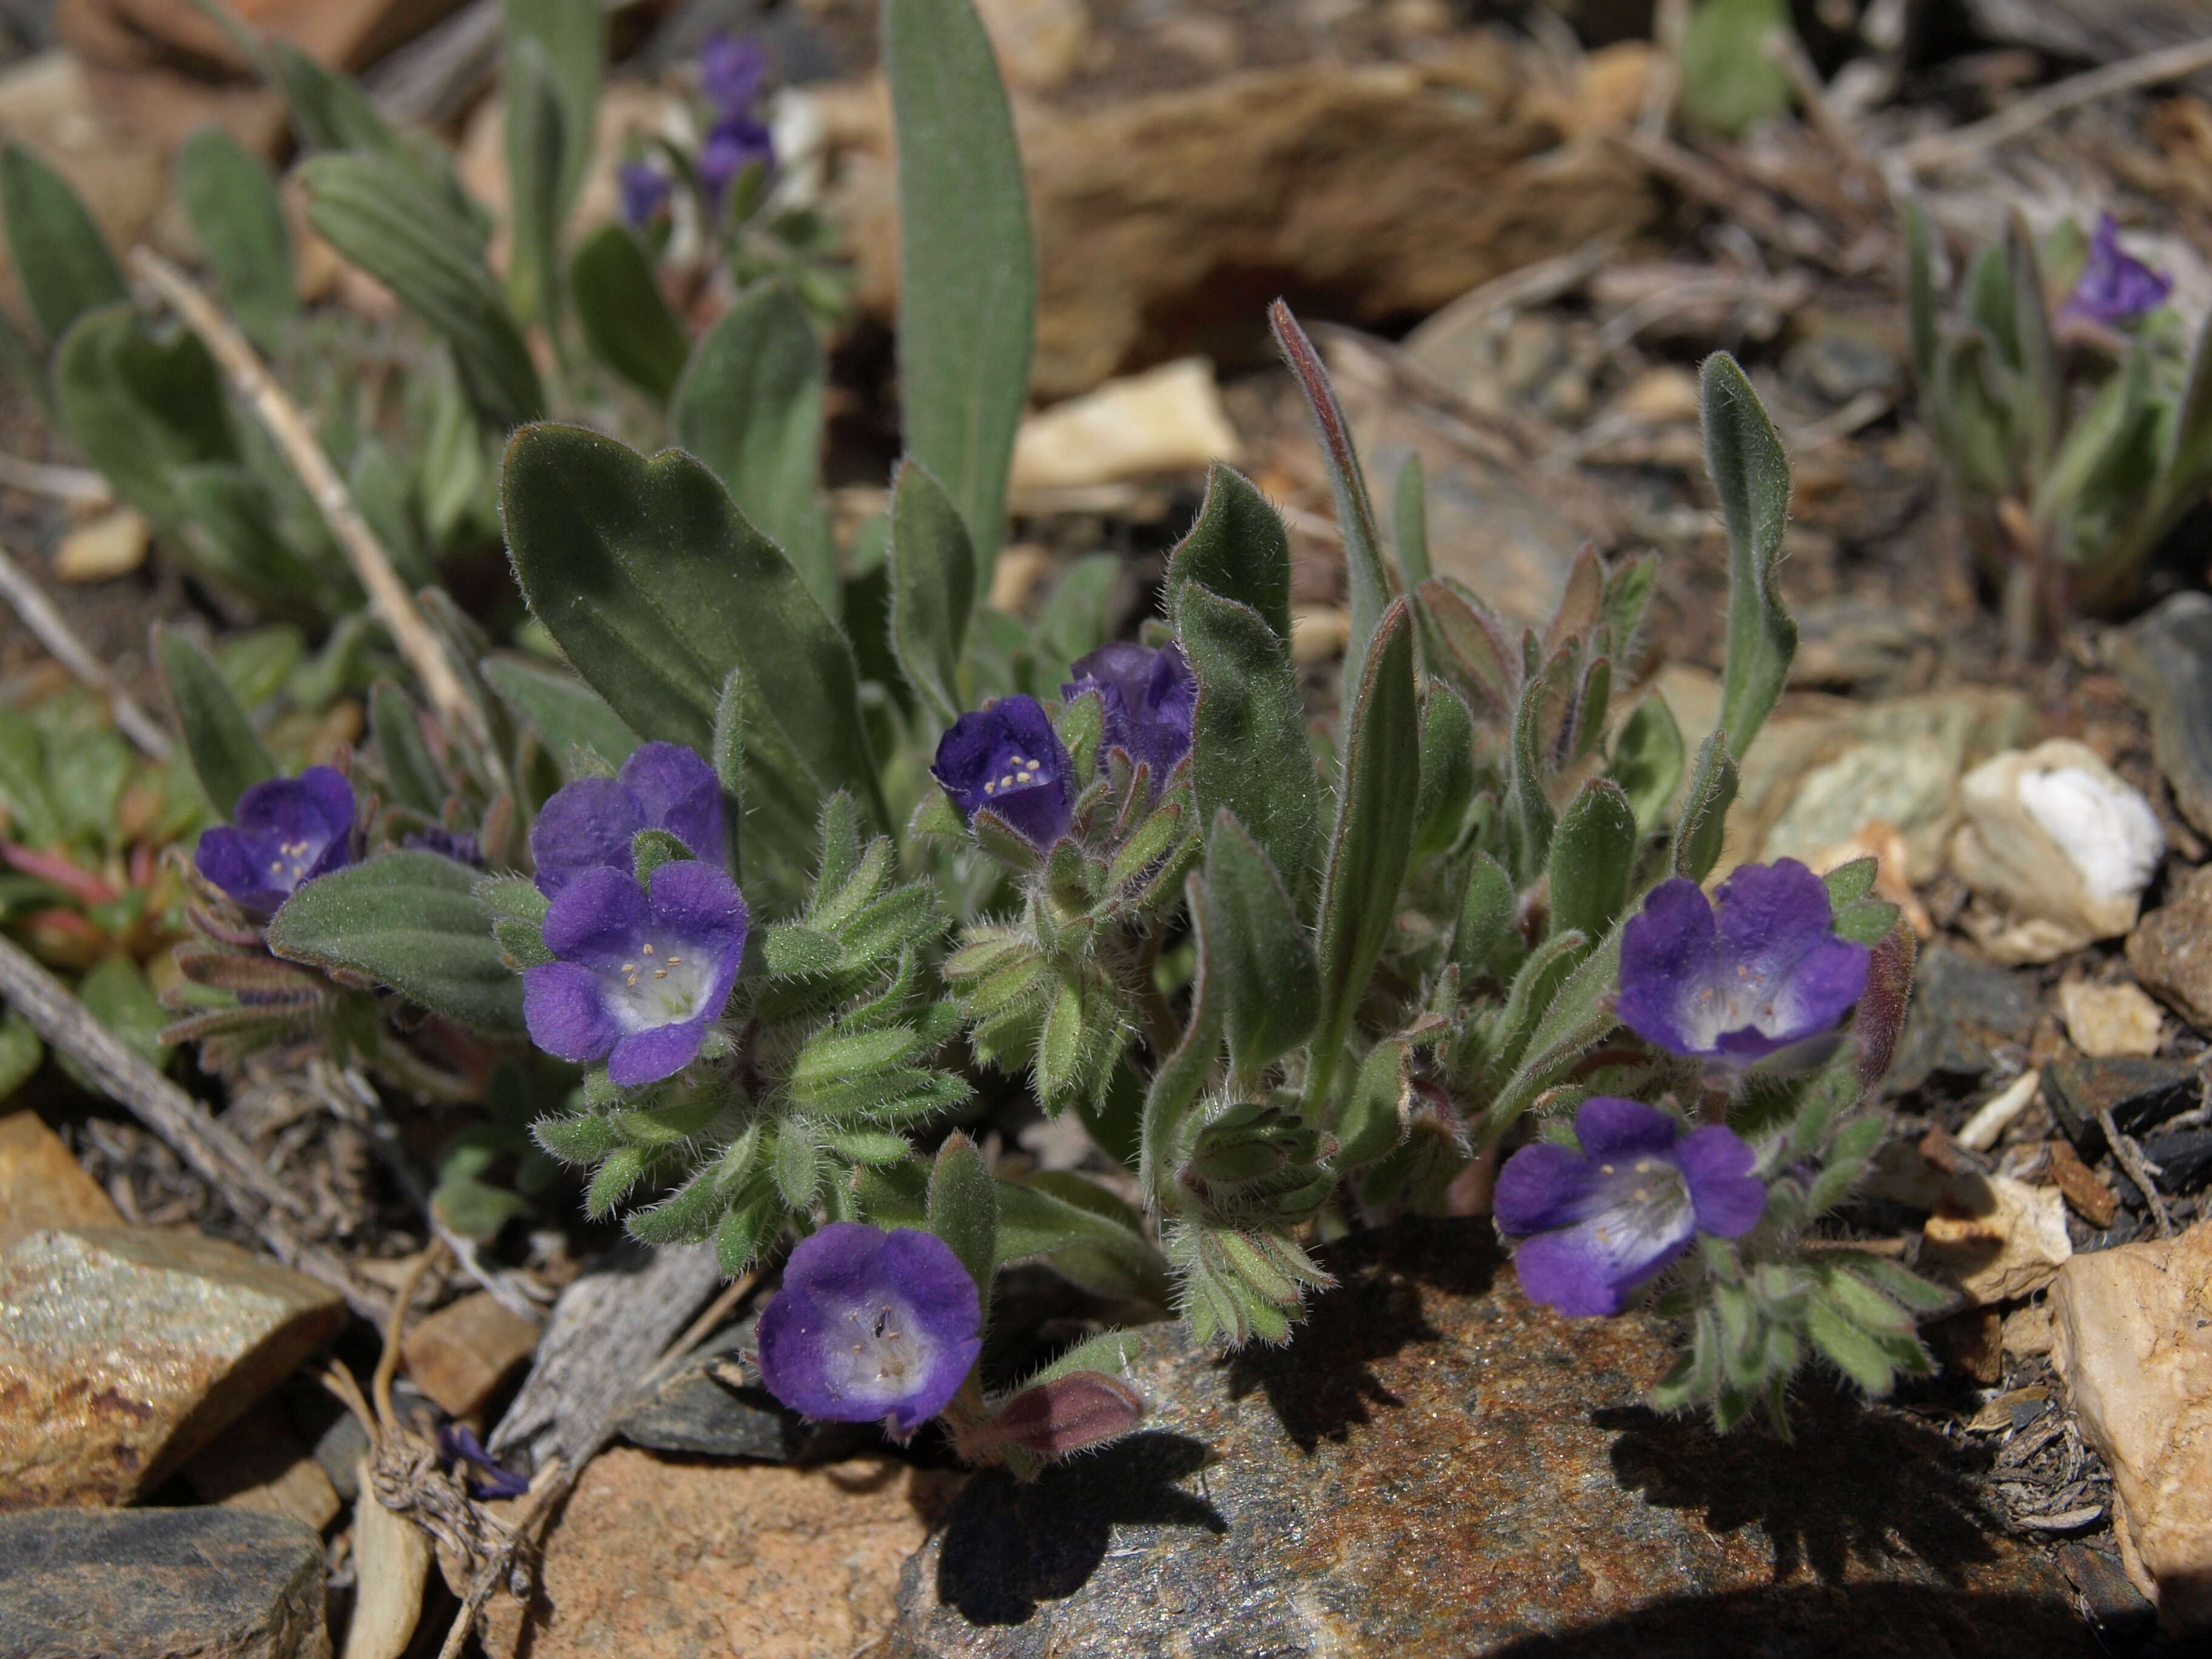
xmin=615 ymin=1315 xmax=873 ymax=1463
xmin=883 ymin=1221 xmax=2096 ymax=1659
xmin=0 ymin=1506 xmax=329 ymax=1659
xmin=2116 ymin=590 xmax=2212 ymax=840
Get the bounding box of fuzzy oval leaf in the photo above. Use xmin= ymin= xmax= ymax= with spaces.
xmin=885 ymin=458 xmax=974 ymax=725
xmin=1548 ymin=777 xmax=1637 ymax=943
xmin=1167 ymin=463 xmax=1292 ymax=646
xmin=481 ymin=655 xmax=641 ymax=770
xmin=1181 ymin=586 xmax=1318 ymax=905
xmin=156 ymin=624 xmax=273 ymax=819
xmin=928 ymin=1131 xmax=999 ymax=1302
xmin=1 ymin=141 xmax=126 ymax=343
xmin=175 ymin=128 xmax=295 ymax=355
xmin=571 ymin=223 xmax=688 ymax=404
xmin=267 ymin=851 xmax=524 ymax=1034
xmin=54 ymin=306 xmax=235 ymax=529
xmin=1702 ymin=353 xmax=1796 ymax=759
xmin=1204 ymin=811 xmax=1319 ymax=1078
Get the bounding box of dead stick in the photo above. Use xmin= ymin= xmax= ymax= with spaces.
xmin=126 ymin=249 xmax=494 ymax=757
xmin=2097 ymin=1104 xmax=2175 ymax=1239
xmin=0 ymin=538 xmax=170 ymax=759
xmin=0 ymin=451 xmax=109 ymax=505
xmin=1900 ymin=35 xmax=2212 ymax=172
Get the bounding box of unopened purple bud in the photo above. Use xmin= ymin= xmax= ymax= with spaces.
xmin=756 ymin=1222 xmax=983 ymax=1436
xmin=931 ymin=695 xmax=1076 ymax=851
xmin=193 ymin=766 xmax=356 ymax=916
xmin=2060 ymin=214 xmax=2171 ymax=327
xmin=1615 ymin=859 xmax=1869 ymax=1065
xmin=699 ymin=116 xmax=774 ymax=207
xmin=522 ymin=860 xmax=748 ymax=1087
xmin=1495 ymin=1096 xmax=1766 ymax=1318
xmin=530 ymin=741 xmax=723 ymax=897
xmin=1061 ymin=642 xmax=1195 ymax=784
xmin=618 ymin=161 xmax=672 ymax=229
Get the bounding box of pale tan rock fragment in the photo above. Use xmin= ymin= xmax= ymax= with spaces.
xmin=2051 ymin=1219 xmax=2212 ymax=1634
xmin=0 ymin=1109 xmax=121 ymax=1252
xmin=1920 ymin=1172 xmax=2073 ymax=1305
xmin=2060 ymin=979 xmax=2166 ymax=1059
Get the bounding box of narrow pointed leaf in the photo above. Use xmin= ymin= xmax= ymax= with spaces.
xmin=1392 ymin=452 xmax=1431 ymax=587
xmin=1548 ymin=777 xmax=1637 ymax=943
xmin=176 ymin=128 xmax=295 ymax=355
xmin=1204 ymin=810 xmax=1319 ymax=1078
xmin=156 ymin=625 xmax=273 ymax=820
xmin=1 ymin=141 xmax=126 ymax=343
xmin=1180 ymin=585 xmax=1318 ymax=904
xmin=1701 ymin=353 xmax=1796 ymax=759
xmin=1167 ymin=463 xmax=1292 ymax=645
xmin=886 ymin=459 xmax=975 ymax=725
xmin=1671 ymin=728 xmax=1738 ymax=882
xmin=481 ymin=655 xmax=640 ymax=769
xmin=927 ymin=1132 xmax=999 ymax=1302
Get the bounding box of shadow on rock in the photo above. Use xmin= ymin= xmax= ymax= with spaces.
xmin=1223 ymin=1218 xmax=1499 ymax=1452
xmin=935 ymin=1432 xmax=1224 ymax=1626
xmin=1595 ymin=1382 xmax=1999 ymax=1586
xmin=1481 ymin=1583 xmax=2096 ymax=1658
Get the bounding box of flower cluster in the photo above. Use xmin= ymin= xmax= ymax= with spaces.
xmin=620 ymin=32 xmax=775 ymax=228
xmin=520 ymin=743 xmax=749 ymax=1087
xmin=1497 ymin=860 xmax=1870 ymax=1319
xmin=931 ymin=640 xmax=1196 ymax=852
xmin=194 ymin=767 xmax=356 ymax=916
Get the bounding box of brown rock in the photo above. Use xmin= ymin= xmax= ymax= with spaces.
xmin=478 ymin=1449 xmax=963 ymax=1659
xmin=0 ymin=1108 xmax=121 ymax=1252
xmin=2051 ymin=1218 xmax=2212 ymax=1634
xmin=828 ymin=43 xmax=1660 ymax=397
xmin=2042 ymin=1139 xmax=2120 ymax=1230
xmin=401 ymin=1292 xmax=540 ymax=1419
xmin=887 ymin=1221 xmax=2092 ymax=1658
xmin=2128 ymin=865 xmax=2212 ymax=1033
xmin=0 ymin=1227 xmax=346 ymax=1509
xmin=184 ymin=1399 xmax=341 ymax=1532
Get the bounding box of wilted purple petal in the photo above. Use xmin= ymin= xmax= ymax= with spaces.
xmin=931 ymin=695 xmax=1076 ymax=852
xmin=530 ymin=742 xmax=723 ymax=897
xmin=756 ymin=1222 xmax=982 ymax=1436
xmin=193 ymin=765 xmax=356 ymax=915
xmin=618 ymin=743 xmax=722 ymax=868
xmin=2060 ymin=214 xmax=2171 ymax=327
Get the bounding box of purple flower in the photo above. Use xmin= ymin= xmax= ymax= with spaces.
xmin=1616 ymin=859 xmax=1870 ymax=1065
xmin=1496 ymin=1097 xmax=1766 ymax=1318
xmin=2060 ymin=214 xmax=2171 ymax=327
xmin=193 ymin=766 xmax=355 ymax=916
xmin=931 ymin=695 xmax=1076 ymax=851
xmin=699 ymin=32 xmax=766 ymax=120
xmin=699 ymin=117 xmax=774 ymax=207
xmin=523 ymin=862 xmax=748 ymax=1087
xmin=618 ymin=161 xmax=672 ymax=229
xmin=1061 ymin=642 xmax=1196 ymax=782
xmin=755 ymin=1222 xmax=983 ymax=1436
xmin=436 ymin=1423 xmax=530 ymax=1500
xmin=529 ymin=742 xmax=723 ymax=898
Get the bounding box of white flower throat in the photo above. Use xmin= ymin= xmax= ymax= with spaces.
xmin=828 ymin=1299 xmax=926 ymax=1403
xmin=1590 ymin=1157 xmax=1693 ymax=1252
xmin=980 ymin=751 xmax=1051 ymax=797
xmin=1680 ymin=960 xmax=1801 ymax=1049
xmin=266 ymin=836 xmax=320 ymax=883
xmin=605 ymin=938 xmax=716 ymax=1030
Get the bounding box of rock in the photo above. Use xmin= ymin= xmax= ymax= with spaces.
xmin=185 ymin=1398 xmax=341 ymax=1532
xmin=885 ymin=1221 xmax=2092 ymax=1658
xmin=2056 ymin=1540 xmax=2159 ymax=1643
xmin=2043 ymin=1056 xmax=2200 ymax=1150
xmin=2051 ymin=1218 xmax=2212 ymax=1634
xmin=1920 ymin=1173 xmax=2074 ymax=1305
xmin=2039 ymin=1140 xmax=2121 ymax=1230
xmin=0 ymin=1227 xmax=346 ymax=1508
xmin=1008 ymin=358 xmax=1241 ymax=494
xmin=615 ymin=1315 xmax=873 ymax=1463
xmin=0 ymin=1108 xmax=121 ymax=1251
xmin=2059 ymin=979 xmax=2165 ymax=1059
xmin=2140 ymin=1127 xmax=2212 ymax=1194
xmin=53 ymin=505 xmax=150 ymax=582
xmin=828 ymin=42 xmax=1661 ymax=398
xmin=1886 ymin=944 xmax=2039 ymax=1098
xmin=2115 ymin=591 xmax=2212 ymax=839
xmin=1788 ymin=597 xmax=1938 ymax=692
xmin=974 ymin=0 xmax=1091 ymax=93
xmin=0 ymin=1504 xmax=330 ymax=1658
xmin=2128 ymin=865 xmax=2212 ymax=1034
xmin=1807 ymin=820 xmax=1933 ymax=939
xmin=344 ymin=1458 xmax=429 ymax=1659
xmin=1956 ymin=1068 xmax=2045 ymax=1152
xmin=478 ymin=1447 xmax=963 ymax=1659
xmin=2003 ymin=1302 xmax=2056 ymax=1359
xmin=400 ymin=1291 xmax=540 ymax=1419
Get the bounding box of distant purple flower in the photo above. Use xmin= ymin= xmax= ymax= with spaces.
xmin=756 ymin=1222 xmax=982 ymax=1436
xmin=1062 ymin=642 xmax=1196 ymax=782
xmin=699 ymin=116 xmax=774 ymax=207
xmin=931 ymin=695 xmax=1076 ymax=851
xmin=699 ymin=32 xmax=766 ymax=120
xmin=436 ymin=1423 xmax=529 ymax=1500
xmin=618 ymin=161 xmax=672 ymax=229
xmin=1496 ymin=1097 xmax=1766 ymax=1318
xmin=523 ymin=862 xmax=747 ymax=1087
xmin=193 ymin=766 xmax=355 ymax=916
xmin=2060 ymin=215 xmax=2171 ymax=327
xmin=529 ymin=742 xmax=723 ymax=898
xmin=1617 ymin=859 xmax=1869 ymax=1065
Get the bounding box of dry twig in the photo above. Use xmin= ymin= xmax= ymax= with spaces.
xmin=0 ymin=537 xmax=171 ymax=759
xmin=1899 ymin=34 xmax=2212 ymax=173
xmin=0 ymin=452 xmax=110 ymax=505
xmin=0 ymin=930 xmax=389 ymax=1315
xmin=2097 ymin=1104 xmax=2175 ymax=1238
xmin=127 ymin=249 xmax=494 ymax=757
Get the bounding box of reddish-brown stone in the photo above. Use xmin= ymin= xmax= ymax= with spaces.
xmin=885 ymin=1221 xmax=2094 ymax=1658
